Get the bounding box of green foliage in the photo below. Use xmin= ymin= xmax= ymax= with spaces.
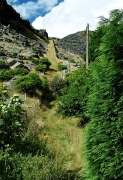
xmin=0 ymin=60 xmax=6 ymax=65
xmin=0 ymin=151 xmax=67 ymax=180
xmin=50 ymin=75 xmax=66 ymax=96
xmin=0 ymin=94 xmax=27 ymax=150
xmin=14 ymin=68 xmax=29 ymax=76
xmin=27 ymin=55 xmax=34 ymax=61
xmin=14 ymin=73 xmax=42 ymax=95
xmin=85 ymin=9 xmax=123 ymax=180
xmin=12 ymin=40 xmax=18 ymax=44
xmin=0 ymin=69 xmax=14 ymax=81
xmin=89 ymin=27 xmax=105 ymax=62
xmin=0 ymin=85 xmax=27 ymax=151
xmin=11 ymin=52 xmax=17 ymax=58
xmin=28 ymin=57 xmax=51 ymax=73
xmin=41 ymin=75 xmax=49 ymax=90
xmin=58 ymin=62 xmax=67 ymax=71
xmin=32 ymin=46 xmax=38 ymax=54
xmin=0 ymin=68 xmax=28 ymax=82
xmin=70 ymin=59 xmax=75 ymax=63
xmin=0 ymin=50 xmax=5 ymax=56
xmin=35 ymin=63 xmax=47 ymax=73
xmin=0 ymin=86 xmax=67 ymax=180
xmin=39 ymin=57 xmax=51 ymax=69
xmin=57 ymin=68 xmax=89 ymax=119
xmin=44 ymin=38 xmax=49 ymax=43
xmin=29 ymin=57 xmax=40 ymax=65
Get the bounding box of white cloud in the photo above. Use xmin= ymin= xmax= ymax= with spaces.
xmin=7 ymin=0 xmax=18 ymax=4
xmin=32 ymin=0 xmax=123 ymax=38
xmin=8 ymin=0 xmax=58 ymax=19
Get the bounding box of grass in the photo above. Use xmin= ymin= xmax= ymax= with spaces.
xmin=30 ymin=101 xmax=85 ymax=177
xmin=4 ymin=38 xmax=86 ymax=179
xmin=8 ymin=89 xmax=85 ymax=178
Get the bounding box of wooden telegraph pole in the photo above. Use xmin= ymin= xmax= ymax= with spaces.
xmin=86 ymin=23 xmax=89 ymax=69
xmin=68 ymin=48 xmax=70 ymax=72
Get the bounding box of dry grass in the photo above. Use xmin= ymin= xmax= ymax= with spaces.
xmin=13 ymin=92 xmax=85 ymax=175
xmin=34 ymin=102 xmax=84 ymax=173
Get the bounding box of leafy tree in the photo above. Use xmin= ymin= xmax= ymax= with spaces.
xmin=88 ymin=15 xmax=110 ymax=62
xmin=85 ymin=9 xmax=123 ymax=180
xmin=89 ymin=27 xmax=104 ymax=62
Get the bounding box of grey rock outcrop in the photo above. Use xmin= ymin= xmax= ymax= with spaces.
xmin=0 ymin=23 xmax=48 ymax=60
xmin=57 ymin=31 xmax=86 ymax=57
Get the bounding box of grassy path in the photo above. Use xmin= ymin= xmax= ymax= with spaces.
xmin=46 ymin=40 xmax=59 ymax=70
xmin=44 ymin=40 xmax=62 ymax=80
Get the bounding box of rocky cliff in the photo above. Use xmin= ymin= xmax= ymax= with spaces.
xmin=0 ymin=0 xmax=48 ymax=40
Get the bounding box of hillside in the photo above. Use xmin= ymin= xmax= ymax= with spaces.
xmin=0 ymin=1 xmax=86 ymax=179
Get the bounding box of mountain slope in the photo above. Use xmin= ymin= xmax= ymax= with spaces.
xmin=58 ymin=31 xmax=86 ymax=56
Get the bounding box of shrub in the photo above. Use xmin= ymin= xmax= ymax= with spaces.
xmin=39 ymin=58 xmax=51 ymax=69
xmin=0 ymin=60 xmax=6 ymax=65
xmin=58 ymin=62 xmax=67 ymax=71
xmin=70 ymin=59 xmax=75 ymax=63
xmin=14 ymin=68 xmax=29 ymax=76
xmin=50 ymin=75 xmax=66 ymax=96
xmin=0 ymin=86 xmax=27 ymax=150
xmin=0 ymin=69 xmax=14 ymax=81
xmin=0 ymin=50 xmax=5 ymax=56
xmin=11 ymin=52 xmax=17 ymax=58
xmin=14 ymin=73 xmax=42 ymax=95
xmin=35 ymin=64 xmax=47 ymax=73
xmin=57 ymin=67 xmax=89 ymax=118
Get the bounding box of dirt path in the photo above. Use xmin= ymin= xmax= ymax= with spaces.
xmin=46 ymin=40 xmax=59 ymax=70
xmin=44 ymin=40 xmax=63 ymax=80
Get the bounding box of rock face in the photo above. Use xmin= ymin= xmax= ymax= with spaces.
xmin=57 ymin=31 xmax=86 ymax=57
xmin=0 ymin=0 xmax=48 ymax=40
xmin=0 ymin=23 xmax=48 ymax=71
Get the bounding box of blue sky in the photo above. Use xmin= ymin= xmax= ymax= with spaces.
xmin=7 ymin=0 xmax=123 ymax=38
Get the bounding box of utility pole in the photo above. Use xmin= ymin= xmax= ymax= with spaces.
xmin=68 ymin=48 xmax=70 ymax=72
xmin=86 ymin=23 xmax=89 ymax=69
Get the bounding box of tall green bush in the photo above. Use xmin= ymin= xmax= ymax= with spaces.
xmin=57 ymin=67 xmax=89 ymax=119
xmin=85 ymin=9 xmax=123 ymax=180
